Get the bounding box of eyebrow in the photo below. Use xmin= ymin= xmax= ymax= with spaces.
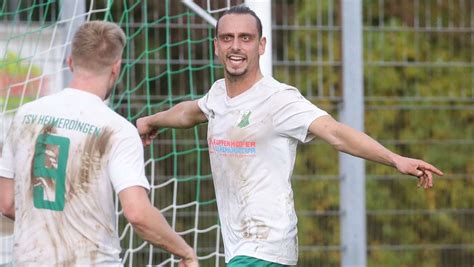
xmin=218 ymin=32 xmax=256 ymax=38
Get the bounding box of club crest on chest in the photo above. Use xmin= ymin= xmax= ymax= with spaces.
xmin=236 ymin=110 xmax=251 ymax=128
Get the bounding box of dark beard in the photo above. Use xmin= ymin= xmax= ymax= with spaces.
xmin=225 ymin=68 xmax=247 ymax=83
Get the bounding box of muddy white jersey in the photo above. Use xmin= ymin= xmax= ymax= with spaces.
xmin=198 ymin=77 xmax=328 ymax=265
xmin=0 ymin=88 xmax=150 ymax=266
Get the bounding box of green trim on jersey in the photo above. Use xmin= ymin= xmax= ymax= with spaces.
xmin=227 ymin=256 xmax=290 ymax=267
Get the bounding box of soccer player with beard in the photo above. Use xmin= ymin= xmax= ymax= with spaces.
xmin=137 ymin=6 xmax=442 ymax=266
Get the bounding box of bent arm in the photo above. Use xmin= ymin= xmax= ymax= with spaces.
xmin=309 ymin=115 xmax=443 ymax=188
xmin=0 ymin=177 xmax=14 ymax=220
xmin=141 ymin=100 xmax=207 ymax=130
xmin=119 ymin=186 xmax=197 ymax=264
xmin=136 ymin=100 xmax=208 ymax=146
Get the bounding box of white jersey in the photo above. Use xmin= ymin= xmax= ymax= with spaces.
xmin=198 ymin=77 xmax=328 ymax=265
xmin=0 ymin=88 xmax=150 ymax=266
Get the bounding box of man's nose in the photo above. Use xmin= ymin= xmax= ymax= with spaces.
xmin=230 ymin=38 xmax=241 ymax=50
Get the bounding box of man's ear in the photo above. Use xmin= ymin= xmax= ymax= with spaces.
xmin=259 ymin=37 xmax=266 ymax=56
xmin=214 ymin=37 xmax=218 ymax=56
xmin=112 ymin=59 xmax=122 ymax=76
xmin=67 ymin=56 xmax=74 ymax=72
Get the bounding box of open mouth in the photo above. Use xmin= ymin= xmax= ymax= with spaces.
xmin=227 ymin=55 xmax=246 ymax=65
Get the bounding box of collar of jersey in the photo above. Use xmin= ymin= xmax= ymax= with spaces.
xmin=224 ymin=76 xmax=267 ymax=106
xmin=63 ymin=88 xmax=105 ymax=104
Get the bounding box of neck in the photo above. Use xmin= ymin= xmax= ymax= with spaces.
xmin=68 ymin=71 xmax=110 ymax=100
xmin=225 ymin=70 xmax=264 ymax=98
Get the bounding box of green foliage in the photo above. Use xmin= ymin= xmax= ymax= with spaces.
xmin=288 ymin=1 xmax=474 ymax=266
xmin=0 ymin=51 xmax=41 ymax=77
xmin=0 ymin=51 xmax=43 ymax=111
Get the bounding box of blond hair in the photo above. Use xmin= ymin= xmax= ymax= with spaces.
xmin=71 ymin=21 xmax=126 ymax=73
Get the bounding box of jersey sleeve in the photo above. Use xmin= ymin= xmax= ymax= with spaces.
xmin=0 ymin=114 xmax=20 ymax=179
xmin=197 ymin=93 xmax=211 ymax=120
xmin=108 ymin=128 xmax=150 ymax=194
xmin=272 ymin=88 xmax=328 ymax=143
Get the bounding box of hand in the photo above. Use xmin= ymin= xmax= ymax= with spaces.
xmin=178 ymin=254 xmax=199 ymax=267
xmin=393 ymin=156 xmax=444 ymax=189
xmin=136 ymin=116 xmax=158 ymax=146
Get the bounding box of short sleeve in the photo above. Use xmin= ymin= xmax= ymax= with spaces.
xmin=272 ymin=88 xmax=328 ymax=143
xmin=0 ymin=138 xmax=15 ymax=179
xmin=197 ymin=93 xmax=211 ymax=119
xmin=108 ymin=129 xmax=150 ymax=194
xmin=0 ymin=115 xmax=19 ymax=179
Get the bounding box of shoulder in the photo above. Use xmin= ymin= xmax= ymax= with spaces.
xmin=95 ymin=112 xmax=142 ymax=158
xmin=15 ymin=89 xmax=75 ymax=115
xmin=207 ymin=78 xmax=226 ymax=96
xmin=254 ymin=77 xmax=300 ymax=100
xmin=20 ymin=92 xmax=55 ymax=109
xmin=199 ymin=79 xmax=226 ymax=108
xmin=261 ymin=76 xmax=296 ymax=91
xmin=105 ymin=111 xmax=139 ymax=138
xmin=13 ymin=93 xmax=57 ymax=119
xmin=262 ymin=77 xmax=303 ymax=102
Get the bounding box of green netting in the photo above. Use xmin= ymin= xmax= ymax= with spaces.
xmin=0 ymin=1 xmax=226 ymax=266
xmin=108 ymin=2 xmax=222 ymax=265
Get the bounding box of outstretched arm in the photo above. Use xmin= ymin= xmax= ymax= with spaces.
xmin=136 ymin=100 xmax=207 ymax=146
xmin=0 ymin=177 xmax=14 ymax=220
xmin=309 ymin=115 xmax=443 ymax=189
xmin=119 ymin=186 xmax=199 ymax=266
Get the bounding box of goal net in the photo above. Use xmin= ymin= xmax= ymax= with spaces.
xmin=0 ymin=0 xmax=243 ymax=265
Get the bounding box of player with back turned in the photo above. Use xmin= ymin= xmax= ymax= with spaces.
xmin=0 ymin=21 xmax=198 ymax=266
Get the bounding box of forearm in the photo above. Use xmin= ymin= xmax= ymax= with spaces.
xmin=145 ymin=101 xmax=206 ymax=129
xmin=311 ymin=117 xmax=399 ymax=167
xmin=310 ymin=116 xmax=443 ymax=187
xmin=132 ymin=207 xmax=195 ymax=260
xmin=333 ymin=123 xmax=399 ymax=167
xmin=145 ymin=109 xmax=188 ymax=129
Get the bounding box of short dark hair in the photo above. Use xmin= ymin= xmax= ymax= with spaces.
xmin=215 ymin=5 xmax=263 ymax=38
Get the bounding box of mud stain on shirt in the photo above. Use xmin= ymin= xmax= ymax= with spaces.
xmin=240 ymin=217 xmax=270 ymax=240
xmin=68 ymin=127 xmax=113 ymax=198
xmin=44 ymin=219 xmax=59 ymax=262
